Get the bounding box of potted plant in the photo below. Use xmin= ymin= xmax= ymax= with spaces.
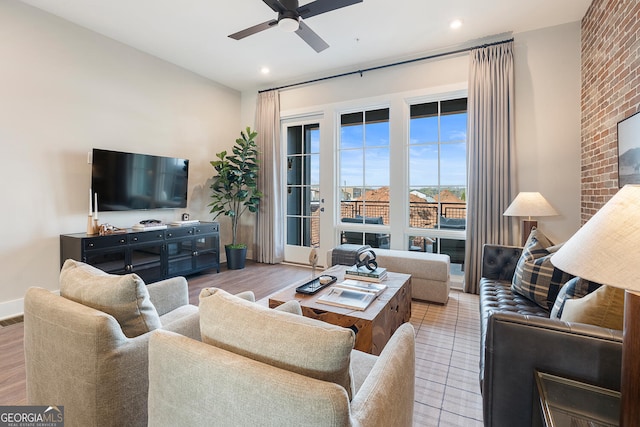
xmin=209 ymin=127 xmax=263 ymax=269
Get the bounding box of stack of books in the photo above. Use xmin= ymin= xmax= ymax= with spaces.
xmin=317 ymin=287 xmax=376 ymax=311
xmin=344 ymin=265 xmax=388 ymax=283
xmin=316 ymin=279 xmax=388 ymax=311
xmin=169 ymin=220 xmax=200 ymax=226
xmin=336 ymin=279 xmax=387 ymax=296
xmin=131 ymin=222 xmax=167 ymax=231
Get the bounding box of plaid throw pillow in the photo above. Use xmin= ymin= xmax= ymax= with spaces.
xmin=550 ymin=276 xmax=602 ymax=319
xmin=511 ymin=228 xmax=574 ymax=311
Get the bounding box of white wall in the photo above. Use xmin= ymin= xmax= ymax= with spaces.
xmin=0 ymin=2 xmax=241 ymax=318
xmin=513 ymin=22 xmax=582 ymax=244
xmin=242 ymin=21 xmax=583 ymax=248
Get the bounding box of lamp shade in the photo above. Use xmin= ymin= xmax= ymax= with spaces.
xmin=503 ymin=192 xmax=558 ymax=219
xmin=551 ymin=185 xmax=640 ymax=292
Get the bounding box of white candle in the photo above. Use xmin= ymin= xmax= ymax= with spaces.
xmin=89 ymin=188 xmax=92 ymax=215
xmin=94 ymin=192 xmax=98 ymax=220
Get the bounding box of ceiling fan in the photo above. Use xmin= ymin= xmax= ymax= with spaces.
xmin=229 ymin=0 xmax=363 ymax=53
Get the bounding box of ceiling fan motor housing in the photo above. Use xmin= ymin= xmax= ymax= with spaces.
xmin=279 ymin=9 xmax=299 ymax=23
xmin=280 ymin=0 xmax=300 ymax=11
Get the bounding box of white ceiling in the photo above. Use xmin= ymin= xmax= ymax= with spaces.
xmin=19 ymin=0 xmax=592 ymax=92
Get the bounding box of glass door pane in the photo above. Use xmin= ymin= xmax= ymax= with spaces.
xmin=284 ymin=122 xmax=322 ymax=265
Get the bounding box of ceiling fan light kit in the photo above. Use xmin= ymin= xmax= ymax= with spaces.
xmin=278 ymin=15 xmax=299 ymax=32
xmin=229 ymin=0 xmax=363 ymax=52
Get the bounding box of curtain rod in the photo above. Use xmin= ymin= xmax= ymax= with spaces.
xmin=258 ymin=38 xmax=513 ymax=94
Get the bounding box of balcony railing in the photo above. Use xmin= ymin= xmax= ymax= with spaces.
xmin=303 ymin=200 xmax=467 ymax=252
xmin=340 ymin=200 xmax=467 ymax=228
xmin=339 ymin=200 xmax=467 ymax=264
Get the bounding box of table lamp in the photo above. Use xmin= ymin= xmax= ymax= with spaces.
xmin=503 ymin=192 xmax=558 ymax=245
xmin=551 ymin=184 xmax=640 ymax=426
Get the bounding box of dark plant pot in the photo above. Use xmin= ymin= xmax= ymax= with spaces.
xmin=225 ymin=245 xmax=247 ymax=270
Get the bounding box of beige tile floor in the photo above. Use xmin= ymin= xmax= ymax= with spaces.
xmin=410 ymin=290 xmax=483 ymax=426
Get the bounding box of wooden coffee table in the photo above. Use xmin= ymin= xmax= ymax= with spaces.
xmin=268 ymin=264 xmax=411 ymax=355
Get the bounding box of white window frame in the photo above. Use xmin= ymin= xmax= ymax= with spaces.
xmin=404 ymin=89 xmax=468 ymax=248
xmin=336 ymin=104 xmax=392 ymax=247
xmin=278 ymin=83 xmax=468 ymax=255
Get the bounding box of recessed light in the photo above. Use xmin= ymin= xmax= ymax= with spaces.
xmin=260 ymin=67 xmax=270 ymax=74
xmin=450 ymin=19 xmax=463 ymax=30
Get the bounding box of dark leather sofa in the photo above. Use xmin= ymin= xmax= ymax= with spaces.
xmin=479 ymin=244 xmax=623 ymax=427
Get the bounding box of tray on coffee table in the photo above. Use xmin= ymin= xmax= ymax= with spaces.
xmin=295 ymin=275 xmax=337 ymax=295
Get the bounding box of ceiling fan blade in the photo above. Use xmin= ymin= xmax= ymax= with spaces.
xmin=295 ymin=20 xmax=329 ymax=53
xmin=228 ymin=19 xmax=278 ymax=40
xmin=297 ymin=0 xmax=363 ymax=19
xmin=262 ymin=0 xmax=287 ymax=13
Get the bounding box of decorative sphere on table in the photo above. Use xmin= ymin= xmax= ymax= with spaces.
xmin=319 ymin=275 xmax=333 ymax=285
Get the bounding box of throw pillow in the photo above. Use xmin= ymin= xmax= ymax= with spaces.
xmin=561 ymin=285 xmax=625 ymax=330
xmin=512 ymin=228 xmax=574 ymax=310
xmin=199 ymin=287 xmax=302 ymax=315
xmin=199 ymin=287 xmax=255 ymax=302
xmin=59 ymin=259 xmax=161 ymax=338
xmin=550 ymin=277 xmax=602 ymax=319
xmin=199 ymin=288 xmax=356 ymax=400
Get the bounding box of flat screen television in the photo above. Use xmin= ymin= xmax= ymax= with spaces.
xmin=91 ymin=148 xmax=189 ymax=211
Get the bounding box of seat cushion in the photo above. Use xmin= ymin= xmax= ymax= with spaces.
xmin=199 ymin=288 xmax=356 ymax=399
xmin=350 ymin=349 xmax=377 ymax=394
xmin=478 ymin=278 xmax=549 ymax=386
xmin=59 ymin=259 xmax=161 ymax=338
xmin=511 ymin=228 xmax=573 ymax=310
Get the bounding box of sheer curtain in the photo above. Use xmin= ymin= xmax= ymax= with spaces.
xmin=255 ymin=90 xmax=284 ymax=264
xmin=464 ymin=41 xmax=516 ymax=293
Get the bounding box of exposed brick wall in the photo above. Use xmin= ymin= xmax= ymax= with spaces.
xmin=581 ymin=0 xmax=640 ymax=222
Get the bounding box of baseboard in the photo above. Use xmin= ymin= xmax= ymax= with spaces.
xmin=0 ymin=297 xmax=25 ymax=322
xmin=0 ymin=289 xmax=60 ymax=322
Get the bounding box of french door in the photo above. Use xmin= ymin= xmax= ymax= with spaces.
xmin=283 ymin=118 xmax=330 ymax=266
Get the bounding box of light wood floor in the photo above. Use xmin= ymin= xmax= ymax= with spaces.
xmin=0 ymin=261 xmax=483 ymax=426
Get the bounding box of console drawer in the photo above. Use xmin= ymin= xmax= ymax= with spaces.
xmin=84 ymin=235 xmax=127 ymax=250
xmin=195 ymin=223 xmax=218 ymax=234
xmin=166 ymin=227 xmax=195 ymax=239
xmin=128 ymin=231 xmax=165 ymax=244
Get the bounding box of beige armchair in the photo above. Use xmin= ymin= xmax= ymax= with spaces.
xmin=23 ymin=260 xmax=202 ymax=427
xmin=148 ymin=288 xmax=416 ymax=427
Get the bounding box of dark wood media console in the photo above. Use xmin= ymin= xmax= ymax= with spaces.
xmin=60 ymin=222 xmax=220 ymax=283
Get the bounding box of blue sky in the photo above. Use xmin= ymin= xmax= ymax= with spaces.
xmin=298 ymin=110 xmax=467 ymax=191
xmin=339 ymin=112 xmax=467 ymax=188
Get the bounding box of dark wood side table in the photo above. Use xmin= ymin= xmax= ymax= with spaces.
xmin=534 ymin=371 xmax=621 ymax=427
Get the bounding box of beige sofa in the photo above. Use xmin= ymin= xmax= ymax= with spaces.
xmin=23 ymin=260 xmax=202 ymax=427
xmin=327 ymin=247 xmax=451 ymax=304
xmin=148 ymin=288 xmax=416 ymax=427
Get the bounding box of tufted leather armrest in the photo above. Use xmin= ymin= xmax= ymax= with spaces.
xmin=483 ymin=311 xmax=622 ymax=427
